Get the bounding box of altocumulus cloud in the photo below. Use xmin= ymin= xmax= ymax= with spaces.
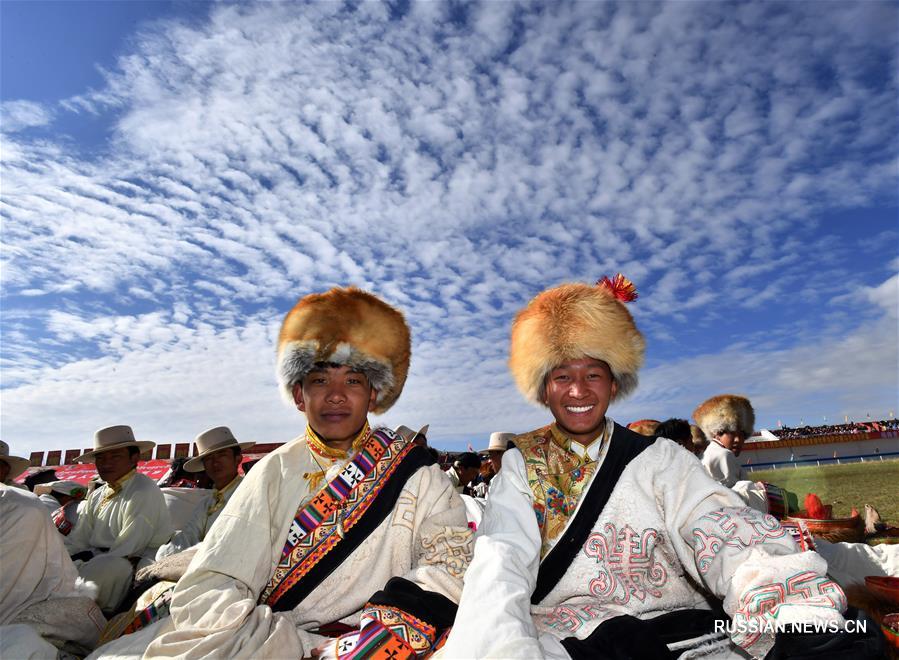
xmin=1 ymin=1 xmax=897 ymax=451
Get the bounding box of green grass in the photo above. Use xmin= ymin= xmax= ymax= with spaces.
xmin=747 ymin=459 xmax=899 ymax=523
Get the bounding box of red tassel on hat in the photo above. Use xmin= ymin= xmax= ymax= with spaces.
xmin=597 ymin=273 xmax=638 ymax=302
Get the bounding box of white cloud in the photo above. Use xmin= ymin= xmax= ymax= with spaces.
xmin=1 ymin=100 xmax=53 ymax=132
xmin=1 ymin=1 xmax=897 ymax=454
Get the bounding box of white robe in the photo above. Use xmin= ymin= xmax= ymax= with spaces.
xmin=155 ymin=476 xmax=243 ymax=560
xmin=0 ymin=485 xmax=106 ymax=656
xmin=443 ymin=430 xmax=847 ymax=659
xmin=64 ymin=471 xmax=172 ymax=612
xmin=143 ymin=432 xmax=472 ymax=659
xmin=701 ymin=440 xmax=769 ymax=513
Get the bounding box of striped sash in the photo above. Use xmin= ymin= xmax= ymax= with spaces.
xmin=261 ymin=427 xmax=428 ymax=610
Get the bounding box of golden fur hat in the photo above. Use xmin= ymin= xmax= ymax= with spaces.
xmin=509 ymin=276 xmax=645 ymax=405
xmin=692 ymin=394 xmax=755 ymax=440
xmin=277 ymin=287 xmax=411 ymax=414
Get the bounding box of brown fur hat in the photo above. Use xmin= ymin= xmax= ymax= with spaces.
xmin=509 ymin=280 xmax=645 ymax=405
xmin=692 ymin=394 xmax=755 ymax=440
xmin=627 ymin=419 xmax=660 ymax=436
xmin=277 ymin=287 xmax=411 ymax=414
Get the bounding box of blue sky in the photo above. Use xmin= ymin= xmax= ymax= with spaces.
xmin=2 ymin=1 xmax=897 ymax=455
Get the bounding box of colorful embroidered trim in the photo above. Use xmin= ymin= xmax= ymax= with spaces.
xmin=361 ymin=604 xmax=437 ymax=655
xmin=779 ymin=519 xmax=816 ymax=551
xmin=260 ymin=428 xmax=413 ymax=606
xmin=338 ymin=619 xmax=417 ymax=659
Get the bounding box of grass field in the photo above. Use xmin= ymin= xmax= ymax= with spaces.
xmin=747 ymin=459 xmax=899 ymax=523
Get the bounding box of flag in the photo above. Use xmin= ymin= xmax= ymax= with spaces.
xmin=467 ymin=442 xmax=475 ymax=453
xmin=844 ymin=414 xmax=849 ymax=423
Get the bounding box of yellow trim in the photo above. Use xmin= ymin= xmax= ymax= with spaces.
xmin=306 ymin=421 xmax=371 ymax=460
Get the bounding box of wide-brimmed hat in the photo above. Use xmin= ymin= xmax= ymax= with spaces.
xmin=394 ymin=424 xmax=429 ymax=445
xmin=277 ymin=287 xmax=411 ymax=414
xmin=184 ymin=426 xmax=254 ymax=472
xmin=509 ymin=274 xmax=645 ymax=406
xmin=693 ymin=395 xmax=755 ymax=440
xmin=0 ymin=441 xmax=31 ymax=480
xmin=481 ymin=431 xmax=515 ymax=453
xmin=75 ymin=425 xmax=155 ymax=463
xmin=48 ymin=480 xmax=87 ymax=497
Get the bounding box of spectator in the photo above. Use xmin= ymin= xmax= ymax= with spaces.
xmin=481 ymin=431 xmax=515 ymax=474
xmin=655 ymin=418 xmax=693 ymax=452
xmin=24 ymin=468 xmax=57 ymax=492
xmin=446 ymin=452 xmax=481 ymax=495
xmin=38 ymin=480 xmax=87 ymax=536
xmin=64 ymin=426 xmax=172 ymax=614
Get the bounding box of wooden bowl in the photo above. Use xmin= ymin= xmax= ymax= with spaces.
xmin=783 ymin=514 xmax=865 ymax=543
xmin=865 ymin=576 xmax=899 ymax=606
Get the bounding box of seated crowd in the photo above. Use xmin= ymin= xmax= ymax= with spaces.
xmin=1 ymin=279 xmax=894 ymax=659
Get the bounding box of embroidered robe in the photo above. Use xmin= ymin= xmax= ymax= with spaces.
xmin=442 ymin=422 xmax=847 ymax=659
xmin=144 ymin=428 xmax=472 ymax=659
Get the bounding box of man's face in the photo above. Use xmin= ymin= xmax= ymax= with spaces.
xmin=202 ymin=448 xmax=241 ymax=489
xmin=716 ymin=431 xmax=745 ymax=456
xmin=94 ymin=447 xmax=139 ymax=484
xmin=488 ymin=450 xmax=504 ymax=474
xmin=293 ymin=365 xmax=377 ymax=444
xmin=458 ymin=465 xmax=480 ymax=487
xmin=544 ymin=358 xmax=618 ymax=446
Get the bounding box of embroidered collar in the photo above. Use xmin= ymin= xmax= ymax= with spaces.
xmin=306 ymin=422 xmax=371 ymax=461
xmin=99 ymin=468 xmax=136 ymax=510
xmin=549 ymin=419 xmax=611 ymax=461
xmin=208 ymin=475 xmax=241 ymax=516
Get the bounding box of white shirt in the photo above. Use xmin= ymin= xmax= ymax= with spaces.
xmin=64 ymin=470 xmax=172 ymax=564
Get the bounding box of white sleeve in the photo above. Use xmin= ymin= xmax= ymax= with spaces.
xmin=156 ymin=494 xmax=211 ymax=560
xmin=657 ymin=442 xmax=846 ymax=659
xmin=701 ymin=443 xmax=743 ymax=487
xmin=441 ymin=449 xmax=544 ymax=658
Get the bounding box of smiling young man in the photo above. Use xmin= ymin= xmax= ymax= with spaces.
xmin=443 ymin=276 xmax=864 ymax=659
xmin=144 ymin=287 xmax=471 ymax=660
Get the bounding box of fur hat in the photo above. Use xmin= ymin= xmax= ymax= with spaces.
xmin=627 ymin=419 xmax=660 ymax=436
xmin=75 ymin=426 xmax=155 ymax=463
xmin=509 ymin=275 xmax=645 ymax=405
xmin=277 ymin=287 xmax=411 ymax=414
xmin=692 ymin=395 xmax=755 ymax=440
xmin=0 ymin=441 xmax=30 ymax=480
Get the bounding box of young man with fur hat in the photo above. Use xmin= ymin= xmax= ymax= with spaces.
xmin=694 ymin=394 xmax=798 ymax=517
xmin=64 ymin=426 xmax=172 ymax=614
xmin=144 ymin=287 xmax=472 ymax=660
xmin=442 ymin=276 xmax=865 ymax=659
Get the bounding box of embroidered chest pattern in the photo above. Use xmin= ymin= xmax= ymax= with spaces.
xmin=581 ymin=523 xmax=668 ymax=605
xmin=519 ymin=428 xmax=600 ymax=558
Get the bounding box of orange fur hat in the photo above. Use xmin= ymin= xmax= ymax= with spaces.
xmin=277 ymin=287 xmax=411 ymax=414
xmin=692 ymin=394 xmax=755 ymax=440
xmin=509 ymin=276 xmax=645 ymax=405
xmin=627 ymin=419 xmax=660 ymax=436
